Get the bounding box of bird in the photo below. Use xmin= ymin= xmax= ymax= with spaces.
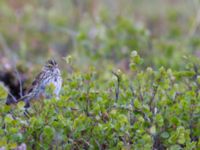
xmin=21 ymin=59 xmax=62 ymax=108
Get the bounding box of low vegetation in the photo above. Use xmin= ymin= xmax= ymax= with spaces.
xmin=0 ymin=0 xmax=200 ymax=149
xmin=0 ymin=52 xmax=199 ymax=149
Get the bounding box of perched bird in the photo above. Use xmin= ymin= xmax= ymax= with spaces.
xmin=21 ymin=59 xmax=62 ymax=108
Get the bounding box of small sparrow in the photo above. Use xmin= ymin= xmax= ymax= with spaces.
xmin=21 ymin=59 xmax=62 ymax=108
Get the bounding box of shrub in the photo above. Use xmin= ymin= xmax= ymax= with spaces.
xmin=0 ymin=53 xmax=199 ymax=149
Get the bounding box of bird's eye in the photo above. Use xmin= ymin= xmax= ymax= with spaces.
xmin=48 ymin=64 xmax=53 ymax=67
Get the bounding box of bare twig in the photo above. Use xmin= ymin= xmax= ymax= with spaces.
xmin=24 ymin=109 xmax=31 ymax=118
xmin=5 ymin=89 xmax=17 ymax=103
xmin=129 ymin=84 xmax=135 ymax=106
xmin=129 ymin=84 xmax=136 ymax=125
xmin=14 ymin=68 xmax=24 ymax=98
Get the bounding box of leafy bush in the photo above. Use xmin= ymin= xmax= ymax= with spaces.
xmin=0 ymin=53 xmax=199 ymax=150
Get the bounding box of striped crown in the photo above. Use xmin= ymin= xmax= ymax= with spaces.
xmin=45 ymin=59 xmax=58 ymax=68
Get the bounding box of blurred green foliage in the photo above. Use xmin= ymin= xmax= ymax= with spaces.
xmin=0 ymin=0 xmax=199 ymax=69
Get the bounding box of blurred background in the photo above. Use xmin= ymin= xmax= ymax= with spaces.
xmin=0 ymin=0 xmax=200 ymax=72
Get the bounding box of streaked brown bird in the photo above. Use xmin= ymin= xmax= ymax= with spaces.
xmin=21 ymin=59 xmax=62 ymax=108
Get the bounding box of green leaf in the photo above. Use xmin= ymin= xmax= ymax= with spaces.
xmin=11 ymin=133 xmax=23 ymax=142
xmin=0 ymin=83 xmax=8 ymax=99
xmin=155 ymin=114 xmax=164 ymax=127
xmin=76 ymin=32 xmax=87 ymax=41
xmin=17 ymin=101 xmax=25 ymax=109
xmin=134 ymin=99 xmax=142 ymax=109
xmin=118 ymin=114 xmax=128 ymax=124
xmin=168 ymin=132 xmax=178 ymax=144
xmin=43 ymin=126 xmax=54 ymax=136
xmin=161 ymin=132 xmax=170 ymax=139
xmin=169 ymin=144 xmax=181 ymax=150
xmin=177 ymin=132 xmax=185 ymax=144
xmin=43 ymin=125 xmax=55 ymax=143
xmin=8 ymin=142 xmax=17 ymax=149
xmin=3 ymin=105 xmax=11 ymax=113
xmin=4 ymin=114 xmax=13 ymax=124
xmin=149 ymin=125 xmax=156 ymax=135
xmin=0 ymin=137 xmax=7 ymax=147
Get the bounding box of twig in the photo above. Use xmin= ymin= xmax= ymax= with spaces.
xmin=129 ymin=84 xmax=135 ymax=106
xmin=6 ymin=89 xmax=17 ymax=103
xmin=14 ymin=68 xmax=23 ymax=98
xmin=86 ymin=86 xmax=91 ymax=116
xmin=138 ymin=81 xmax=144 ymax=101
xmin=9 ymin=110 xmax=16 ymax=120
xmin=149 ymin=81 xmax=160 ymax=114
xmin=24 ymin=109 xmax=30 ymax=118
xmin=129 ymin=84 xmax=136 ymax=125
xmin=193 ymin=64 xmax=200 ymax=97
xmin=134 ymin=109 xmax=151 ymax=123
xmin=112 ymin=71 xmax=121 ymax=102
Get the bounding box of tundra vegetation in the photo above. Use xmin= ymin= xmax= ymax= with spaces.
xmin=0 ymin=0 xmax=200 ymax=149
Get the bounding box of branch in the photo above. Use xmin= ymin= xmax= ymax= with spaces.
xmin=129 ymin=84 xmax=135 ymax=125
xmin=5 ymin=87 xmax=18 ymax=104
xmin=129 ymin=84 xmax=135 ymax=106
xmin=14 ymin=68 xmax=24 ymax=98
xmin=138 ymin=81 xmax=144 ymax=101
xmin=193 ymin=64 xmax=200 ymax=98
xmin=86 ymin=86 xmax=91 ymax=116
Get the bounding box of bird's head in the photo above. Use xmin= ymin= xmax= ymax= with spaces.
xmin=45 ymin=59 xmax=58 ymax=68
xmin=44 ymin=59 xmax=60 ymax=74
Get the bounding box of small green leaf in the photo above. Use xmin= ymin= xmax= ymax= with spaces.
xmin=161 ymin=132 xmax=169 ymax=139
xmin=0 ymin=83 xmax=8 ymax=99
xmin=155 ymin=114 xmax=164 ymax=127
xmin=150 ymin=125 xmax=156 ymax=135
xmin=43 ymin=125 xmax=55 ymax=142
xmin=4 ymin=114 xmax=13 ymax=124
xmin=9 ymin=142 xmax=17 ymax=149
xmin=17 ymin=101 xmax=25 ymax=109
xmin=64 ymin=55 xmax=73 ymax=64
xmin=177 ymin=132 xmax=185 ymax=144
xmin=169 ymin=144 xmax=181 ymax=150
xmin=134 ymin=99 xmax=142 ymax=109
xmin=168 ymin=132 xmax=178 ymax=144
